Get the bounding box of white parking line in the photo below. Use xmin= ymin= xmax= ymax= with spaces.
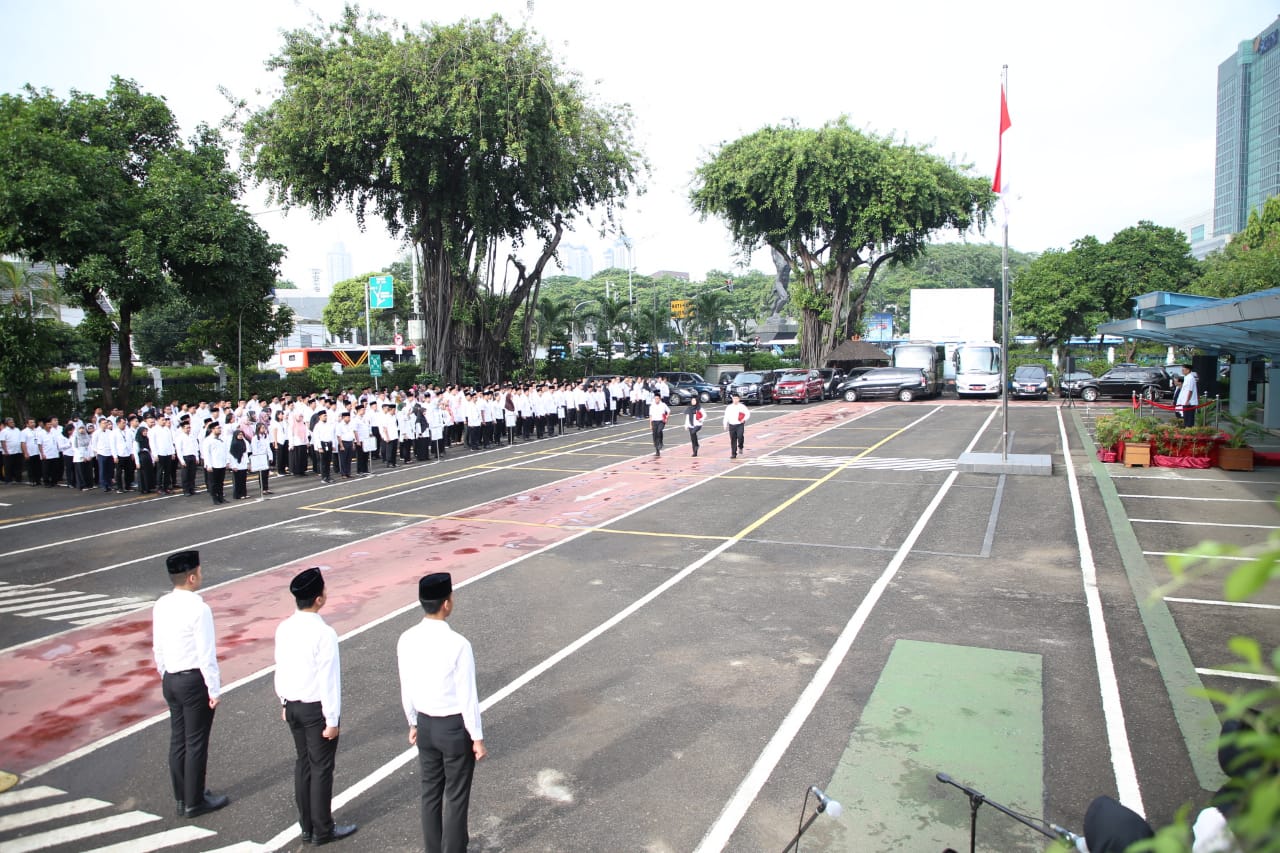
xmin=1130 ymin=518 xmax=1279 ymax=529
xmin=1118 ymin=494 xmax=1278 ymax=503
xmin=1196 ymin=667 xmax=1279 ymax=683
xmin=1165 ymin=597 xmax=1280 ymax=610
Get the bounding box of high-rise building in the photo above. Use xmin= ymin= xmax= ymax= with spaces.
xmin=603 ymin=236 xmax=632 ymax=272
xmin=1214 ymin=16 xmax=1280 ymax=236
xmin=1176 ymin=210 xmax=1229 ymax=260
xmin=326 ymin=242 xmax=353 ymax=288
xmin=558 ymin=243 xmax=593 ymax=280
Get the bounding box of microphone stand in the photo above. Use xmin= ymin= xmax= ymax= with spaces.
xmin=779 ymin=796 xmax=832 ymax=853
xmin=935 ymin=773 xmax=1058 ymax=853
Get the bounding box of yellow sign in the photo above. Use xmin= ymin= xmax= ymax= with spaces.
xmin=670 ymin=299 xmax=692 ymax=319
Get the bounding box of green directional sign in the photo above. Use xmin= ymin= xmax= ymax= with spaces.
xmin=369 ymin=275 xmax=394 ymax=309
xmin=369 ymin=353 xmax=383 ymax=377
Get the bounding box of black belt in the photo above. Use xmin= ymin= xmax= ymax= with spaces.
xmin=165 ymin=668 xmax=199 ymax=676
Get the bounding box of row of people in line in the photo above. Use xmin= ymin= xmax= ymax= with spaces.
xmin=0 ymin=376 xmax=695 ymax=497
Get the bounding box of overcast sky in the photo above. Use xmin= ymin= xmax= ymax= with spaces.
xmin=5 ymin=0 xmax=1276 ymax=290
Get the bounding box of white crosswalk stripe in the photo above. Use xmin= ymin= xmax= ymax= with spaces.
xmin=0 ymin=784 xmax=217 ymax=852
xmin=0 ymin=582 xmax=151 ymax=626
xmin=746 ymin=453 xmax=958 ymax=471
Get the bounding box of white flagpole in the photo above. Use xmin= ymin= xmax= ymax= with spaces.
xmin=1000 ymin=64 xmax=1010 ymax=462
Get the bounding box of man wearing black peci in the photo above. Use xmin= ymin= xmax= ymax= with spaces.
xmin=274 ymin=568 xmax=357 ymax=845
xmin=398 ymin=573 xmax=486 ymax=853
xmin=152 ymin=550 xmax=229 ymax=819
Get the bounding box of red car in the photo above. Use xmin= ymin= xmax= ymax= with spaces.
xmin=772 ymin=369 xmax=824 ymax=403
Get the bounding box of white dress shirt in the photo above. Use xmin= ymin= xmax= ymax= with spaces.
xmin=274 ymin=610 xmax=342 ymax=727
xmin=152 ymin=588 xmax=221 ymax=698
xmin=202 ymin=434 xmax=229 ymax=468
xmin=723 ymin=402 xmax=752 ymax=426
xmin=397 ymin=618 xmax=483 ymax=741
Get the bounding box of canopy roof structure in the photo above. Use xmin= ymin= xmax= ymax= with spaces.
xmin=1097 ymin=288 xmax=1280 ymax=360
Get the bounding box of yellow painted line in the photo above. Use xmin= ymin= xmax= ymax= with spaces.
xmin=731 ymin=418 xmax=922 ymax=540
xmin=790 ymin=445 xmax=871 ymax=450
xmin=0 ymin=770 xmax=16 ymax=793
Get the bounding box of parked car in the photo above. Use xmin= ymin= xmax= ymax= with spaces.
xmin=816 ymin=367 xmax=848 ymax=399
xmin=1075 ymin=366 xmax=1173 ymax=402
xmin=716 ymin=371 xmax=741 ymax=396
xmin=1009 ymin=364 xmax=1052 ymax=400
xmin=656 ymin=371 xmax=721 ymax=403
xmin=773 ymin=369 xmax=825 ymax=403
xmin=836 ymin=367 xmax=932 ymax=402
xmin=1057 ymin=370 xmax=1094 ymax=398
xmin=728 ymin=371 xmax=776 ymax=404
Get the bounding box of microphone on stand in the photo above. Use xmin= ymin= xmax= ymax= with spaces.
xmin=809 ymin=785 xmax=844 ymax=818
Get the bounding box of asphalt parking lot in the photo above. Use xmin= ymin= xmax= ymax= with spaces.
xmin=0 ymin=397 xmax=1275 ymax=852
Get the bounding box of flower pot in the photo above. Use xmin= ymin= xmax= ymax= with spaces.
xmin=1123 ymin=443 xmax=1152 ymax=468
xmin=1218 ymin=446 xmax=1255 ymax=472
xmin=1097 ymin=449 xmax=1118 ymax=463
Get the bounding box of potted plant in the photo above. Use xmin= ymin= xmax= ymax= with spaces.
xmin=1152 ymin=424 xmax=1215 ymax=468
xmin=1123 ymin=423 xmax=1154 ymax=467
xmin=1093 ymin=414 xmax=1126 ymax=462
xmin=1218 ymin=404 xmax=1264 ymax=471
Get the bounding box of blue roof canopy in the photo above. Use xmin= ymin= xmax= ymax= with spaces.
xmin=1097 ymin=288 xmax=1280 ymax=359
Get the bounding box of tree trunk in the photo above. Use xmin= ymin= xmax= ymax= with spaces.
xmin=116 ymin=308 xmax=135 ymax=412
xmin=88 ymin=303 xmax=116 ymax=412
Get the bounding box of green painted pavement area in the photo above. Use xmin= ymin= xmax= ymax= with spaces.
xmin=814 ymin=640 xmax=1045 ymax=852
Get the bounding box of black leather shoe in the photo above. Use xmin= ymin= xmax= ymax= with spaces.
xmin=183 ymin=793 xmax=229 ymax=818
xmin=312 ymin=823 xmax=357 ymax=845
xmin=300 ymin=830 xmax=313 ymax=844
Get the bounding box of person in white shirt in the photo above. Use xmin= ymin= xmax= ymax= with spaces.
xmin=1176 ymin=364 xmax=1199 ymax=428
xmin=150 ymin=416 xmax=177 ymax=494
xmin=21 ymin=418 xmax=42 ymax=487
xmin=175 ymin=420 xmax=201 ymax=496
xmin=379 ymin=404 xmax=400 ymax=467
xmin=684 ymin=399 xmax=707 ymax=458
xmin=723 ymin=392 xmax=752 ymax=459
xmin=274 ymin=568 xmax=356 ymax=845
xmin=93 ymin=418 xmax=117 ymax=492
xmin=201 ymin=422 xmax=229 ymax=504
xmin=397 ymin=573 xmax=486 ymax=853
xmin=1 ymin=417 xmax=23 ymax=483
xmin=311 ymin=410 xmax=335 ymax=483
xmin=648 ymin=395 xmax=670 ymax=456
xmin=152 ymin=550 xmax=228 ymax=818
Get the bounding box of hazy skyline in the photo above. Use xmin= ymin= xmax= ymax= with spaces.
xmin=4 ymin=0 xmax=1275 ymax=290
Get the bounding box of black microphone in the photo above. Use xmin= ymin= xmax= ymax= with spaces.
xmin=936 ymin=772 xmax=952 ymax=784
xmin=809 ymin=785 xmax=844 ymax=818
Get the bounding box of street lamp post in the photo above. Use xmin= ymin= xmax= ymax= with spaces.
xmin=237 ymin=304 xmax=247 ymax=401
xmin=571 ymin=300 xmax=594 ymax=355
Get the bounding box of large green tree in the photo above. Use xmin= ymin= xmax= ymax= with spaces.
xmin=0 ymin=78 xmax=287 ymax=409
xmin=1095 ymin=221 xmax=1199 ymax=319
xmin=691 ymin=119 xmax=994 ymax=366
xmin=1196 ymin=196 xmax=1280 ymax=298
xmin=243 ymin=10 xmax=643 ymax=382
xmin=1008 ymin=240 xmax=1105 ymax=347
xmin=323 ymin=272 xmax=412 ymax=345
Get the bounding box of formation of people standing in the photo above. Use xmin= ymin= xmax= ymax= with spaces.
xmin=154 ymin=550 xmax=483 ymax=849
xmin=1 ymin=374 xmax=760 ymax=499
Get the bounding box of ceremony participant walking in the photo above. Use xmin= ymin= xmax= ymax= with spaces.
xmin=274 ymin=568 xmax=356 ymax=846
xmin=723 ymin=392 xmax=750 ymax=459
xmin=648 ymin=395 xmax=670 ymax=457
xmin=152 ymin=550 xmax=228 ymax=818
xmin=397 ymin=573 xmax=486 ymax=853
xmin=684 ymin=399 xmax=706 ymax=457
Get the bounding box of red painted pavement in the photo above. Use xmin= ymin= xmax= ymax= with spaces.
xmin=0 ymin=404 xmax=863 ymax=774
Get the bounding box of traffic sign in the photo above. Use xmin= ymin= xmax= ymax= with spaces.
xmin=369 ymin=353 xmax=383 ymax=377
xmin=369 ymin=275 xmax=394 ymax=309
xmin=393 ymin=333 xmax=403 ymax=346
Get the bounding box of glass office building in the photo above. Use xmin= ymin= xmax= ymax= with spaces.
xmin=1215 ymin=17 xmax=1280 ymax=236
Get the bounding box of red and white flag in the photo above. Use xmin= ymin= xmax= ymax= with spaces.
xmin=992 ymin=84 xmax=1011 ymax=195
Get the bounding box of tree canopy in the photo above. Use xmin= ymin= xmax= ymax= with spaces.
xmin=1195 ymin=196 xmax=1280 ymax=298
xmin=0 ymin=78 xmax=287 ymax=409
xmin=1010 ymin=222 xmax=1199 ymax=348
xmin=690 ymin=119 xmax=994 ymax=366
xmin=242 ymin=10 xmax=643 ymax=382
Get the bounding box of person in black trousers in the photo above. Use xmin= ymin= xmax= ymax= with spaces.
xmin=274 ymin=568 xmax=357 ymax=845
xmin=397 ymin=574 xmax=486 ymax=853
xmin=153 ymin=550 xmax=229 ymax=819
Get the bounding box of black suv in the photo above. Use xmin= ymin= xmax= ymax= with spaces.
xmin=728 ymin=371 xmax=776 ymax=404
xmin=836 ymin=367 xmax=931 ymax=402
xmin=1076 ymin=366 xmax=1172 ymax=402
xmin=656 ymin=371 xmax=721 ymax=403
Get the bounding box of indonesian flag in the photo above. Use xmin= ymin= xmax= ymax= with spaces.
xmin=992 ymin=84 xmax=1011 ymax=194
